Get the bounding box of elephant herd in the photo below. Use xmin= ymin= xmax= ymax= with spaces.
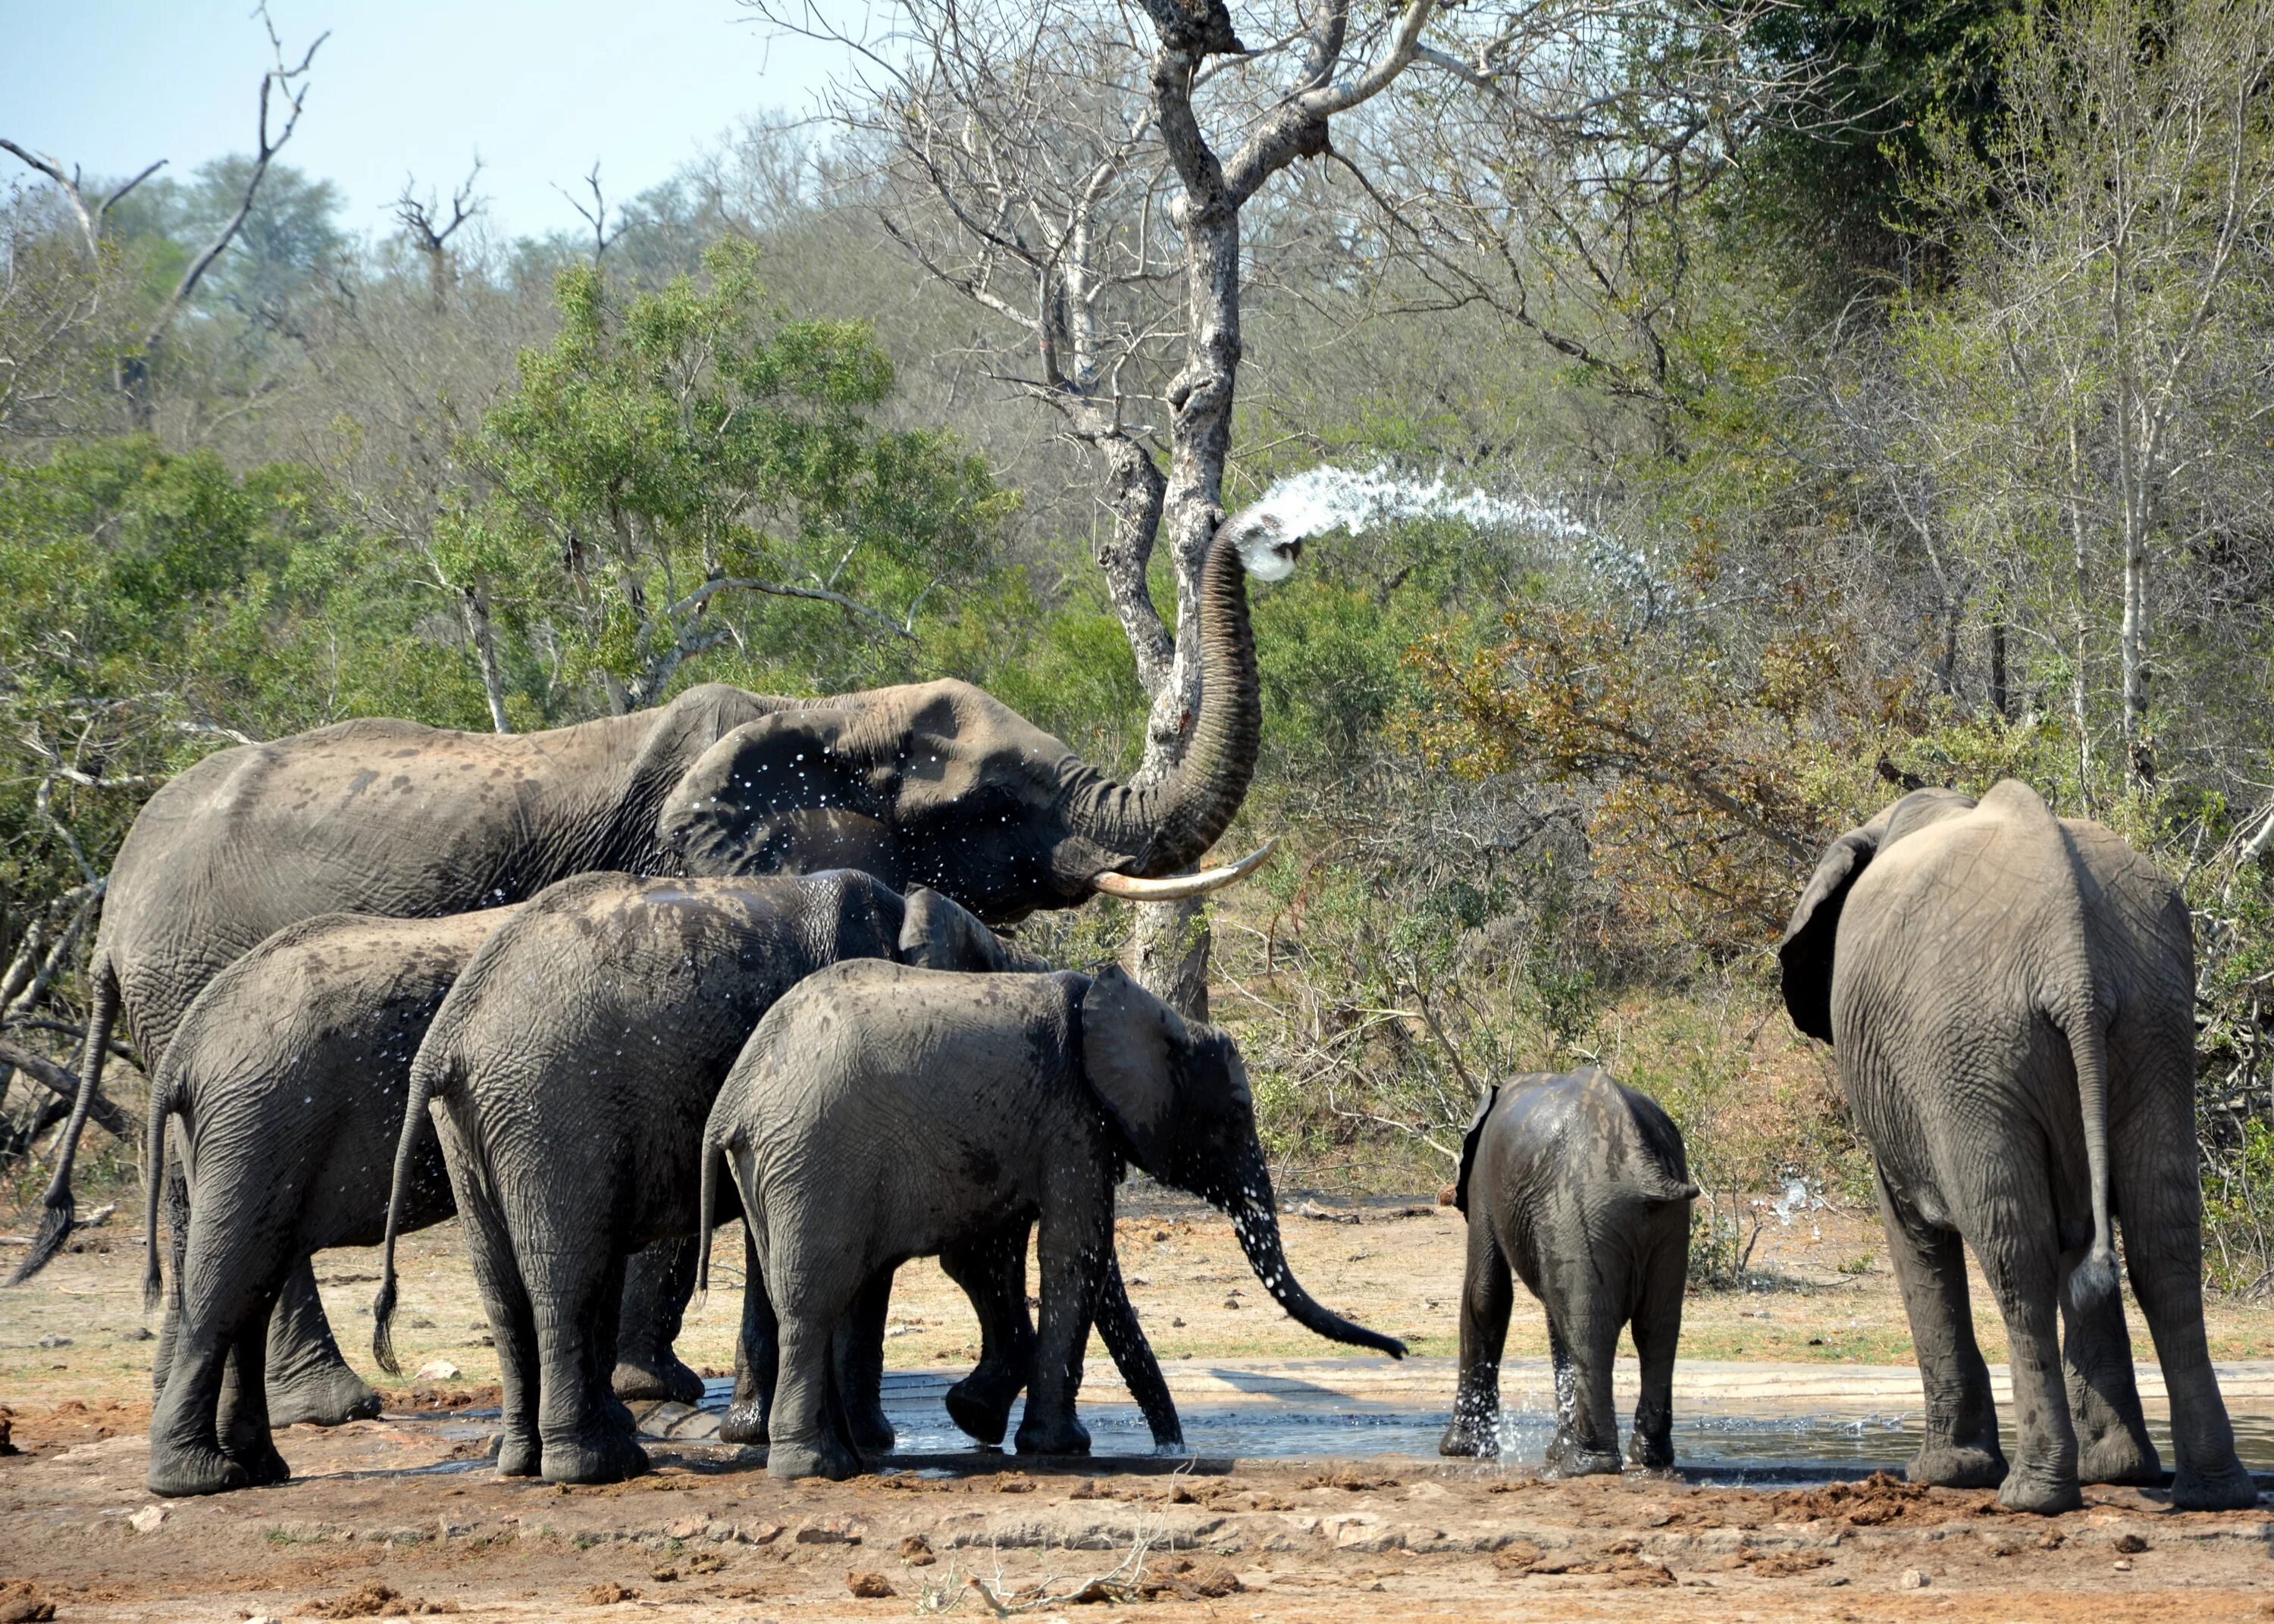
xmin=9 ymin=501 xmax=2262 ymax=1515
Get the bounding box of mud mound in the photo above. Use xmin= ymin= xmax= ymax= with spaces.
xmin=1765 ymin=1470 xmax=1988 ymax=1527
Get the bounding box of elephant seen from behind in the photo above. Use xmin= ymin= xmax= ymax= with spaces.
xmin=1781 ymin=779 xmax=2255 ymax=1512
xmin=1437 ymin=1068 xmax=1695 ymax=1474
xmin=698 ymin=960 xmax=1408 ymax=1482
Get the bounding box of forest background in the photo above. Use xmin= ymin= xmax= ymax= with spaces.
xmin=8 ymin=0 xmax=2274 ymax=1294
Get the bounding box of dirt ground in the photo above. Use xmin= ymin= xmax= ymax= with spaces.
xmin=4 ymin=1185 xmax=2272 ymax=1620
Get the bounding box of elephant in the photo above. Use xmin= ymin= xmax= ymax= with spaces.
xmin=695 ymin=960 xmax=1408 ymax=1482
xmin=18 ymin=505 xmax=1304 ymax=1432
xmin=1435 ymin=1068 xmax=1695 ymax=1474
xmin=1780 ymin=779 xmax=2257 ymax=1513
xmin=138 ymin=907 xmax=513 ymax=1497
xmin=371 ymin=868 xmax=1182 ymax=1485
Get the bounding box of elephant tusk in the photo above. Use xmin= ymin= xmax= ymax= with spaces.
xmin=1090 ymin=839 xmax=1278 ymax=900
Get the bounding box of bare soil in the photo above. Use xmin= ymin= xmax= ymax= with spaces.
xmin=4 ymin=1187 xmax=2272 ymax=1619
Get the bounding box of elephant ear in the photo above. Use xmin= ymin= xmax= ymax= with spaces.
xmin=1452 ymin=1083 xmax=1501 ymax=1216
xmin=1079 ymin=965 xmax=1184 ymax=1173
xmin=1778 ymin=827 xmax=1882 ymax=1046
xmin=899 ymin=887 xmax=1045 ymax=972
xmin=656 ymin=712 xmax=890 ymax=877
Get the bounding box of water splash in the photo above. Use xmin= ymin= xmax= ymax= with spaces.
xmin=1246 ymin=462 xmax=1586 ymax=545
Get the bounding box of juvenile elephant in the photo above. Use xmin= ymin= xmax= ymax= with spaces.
xmin=1781 ymin=780 xmax=2255 ymax=1512
xmin=1436 ymin=1069 xmax=1695 ymax=1473
xmin=374 ymin=871 xmax=1178 ymax=1485
xmin=138 ymin=908 xmax=511 ymax=1496
xmin=697 ymin=961 xmax=1407 ymax=1482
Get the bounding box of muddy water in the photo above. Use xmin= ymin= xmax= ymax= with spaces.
xmin=673 ymin=1370 xmax=2274 ymax=1481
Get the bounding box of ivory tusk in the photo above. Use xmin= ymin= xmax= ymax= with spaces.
xmin=1090 ymin=839 xmax=1279 ymax=900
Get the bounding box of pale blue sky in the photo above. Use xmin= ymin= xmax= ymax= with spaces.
xmin=0 ymin=2 xmax=873 ymax=240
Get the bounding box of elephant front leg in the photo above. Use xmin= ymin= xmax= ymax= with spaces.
xmin=261 ymin=1258 xmax=382 ymax=1428
xmin=722 ymin=1228 xmax=775 ymax=1447
xmin=1875 ymin=1167 xmax=2005 ymax=1489
xmin=1439 ymin=1219 xmax=1511 ymax=1459
xmin=939 ymin=1224 xmax=1034 ymax=1448
xmin=2060 ymin=1273 xmax=2160 ymax=1485
xmin=610 ymin=1236 xmax=705 ymax=1406
xmin=1013 ymin=1200 xmax=1104 ymax=1460
xmin=1092 ymin=1247 xmax=1183 ymax=1453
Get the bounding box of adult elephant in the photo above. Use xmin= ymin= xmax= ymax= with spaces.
xmin=15 ymin=507 xmax=1301 ymax=1425
xmin=1779 ymin=780 xmax=2256 ymax=1513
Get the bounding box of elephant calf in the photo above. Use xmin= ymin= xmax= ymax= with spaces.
xmin=698 ymin=961 xmax=1407 ymax=1482
xmin=1437 ymin=1068 xmax=1695 ymax=1474
xmin=139 ymin=907 xmax=512 ymax=1497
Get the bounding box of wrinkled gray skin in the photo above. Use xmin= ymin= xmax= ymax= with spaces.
xmin=1781 ymin=779 xmax=2257 ymax=1513
xmin=1437 ymin=1068 xmax=1695 ymax=1474
xmin=18 ymin=508 xmax=1299 ymax=1431
xmin=139 ymin=908 xmax=514 ymax=1497
xmin=697 ymin=961 xmax=1408 ymax=1482
xmin=373 ymin=871 xmax=1179 ymax=1485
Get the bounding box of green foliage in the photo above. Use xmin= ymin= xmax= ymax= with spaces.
xmin=448 ymin=239 xmax=1013 ymax=715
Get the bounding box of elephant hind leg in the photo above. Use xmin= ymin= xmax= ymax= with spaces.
xmin=2113 ymin=1139 xmax=2255 ymax=1509
xmin=722 ymin=1227 xmax=776 ymax=1447
xmin=218 ymin=1294 xmax=292 ymax=1488
xmin=832 ymin=1269 xmax=897 ymax=1453
xmin=534 ymin=1249 xmax=648 ymax=1485
xmin=1627 ymin=1235 xmax=1687 ymax=1472
xmin=767 ymin=1313 xmax=862 ymax=1482
xmin=1875 ymin=1166 xmax=2005 ymax=1490
xmin=2060 ymin=1267 xmax=2160 ymax=1485
xmin=1542 ymin=1297 xmax=1621 ymax=1478
xmin=1961 ymin=1169 xmax=2081 ymax=1513
xmin=445 ymin=1158 xmax=542 ymax=1476
xmin=1440 ymin=1218 xmax=1511 ymax=1459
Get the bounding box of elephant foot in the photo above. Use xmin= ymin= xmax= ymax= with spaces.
xmin=1544 ymin=1436 xmax=1621 ymax=1478
xmin=767 ymin=1434 xmax=862 ymax=1482
xmin=1013 ymin=1410 xmax=1092 ymax=1460
xmin=265 ymin=1359 xmax=382 ymax=1428
xmin=540 ymin=1428 xmax=650 ymax=1485
xmin=1907 ymin=1443 xmax=2006 ymax=1491
xmin=1438 ymin=1415 xmax=1499 ymax=1459
xmin=1627 ymin=1432 xmax=1675 ymax=1473
xmin=1996 ymin=1463 xmax=2084 ymax=1516
xmin=147 ymin=1443 xmax=252 ymax=1498
xmin=2172 ymin=1460 xmax=2261 ymax=1511
xmin=944 ymin=1377 xmax=1017 ymax=1448
xmin=224 ymin=1438 xmax=293 ymax=1488
xmin=496 ymin=1431 xmax=541 ymax=1478
xmin=719 ymin=1397 xmax=769 ymax=1447
xmin=611 ymin=1350 xmax=705 ymax=1407
xmin=1148 ymin=1425 xmax=1190 ymax=1457
xmin=2078 ymin=1425 xmax=2163 ymax=1486
xmin=846 ymin=1403 xmax=895 ymax=1456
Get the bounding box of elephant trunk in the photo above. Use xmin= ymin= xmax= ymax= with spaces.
xmin=1075 ymin=508 xmax=1295 ymax=884
xmin=1219 ymin=1147 xmax=1405 ymax=1360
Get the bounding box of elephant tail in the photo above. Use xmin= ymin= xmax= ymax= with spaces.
xmin=9 ymin=951 xmax=120 ymax=1286
xmin=693 ymin=1131 xmax=725 ymax=1313
xmin=2056 ymin=998 xmax=2121 ymax=1306
xmin=141 ymin=1047 xmax=181 ymax=1316
xmin=374 ymin=1044 xmax=451 ymax=1375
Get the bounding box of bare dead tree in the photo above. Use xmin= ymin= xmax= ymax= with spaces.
xmin=557 ymin=162 xmax=625 ymax=263
xmin=393 ymin=157 xmax=485 ymax=308
xmin=3 ymin=5 xmax=326 ymax=426
xmin=760 ymin=0 xmax=1795 ymax=1010
xmin=0 ymin=144 xmax=164 ymax=263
